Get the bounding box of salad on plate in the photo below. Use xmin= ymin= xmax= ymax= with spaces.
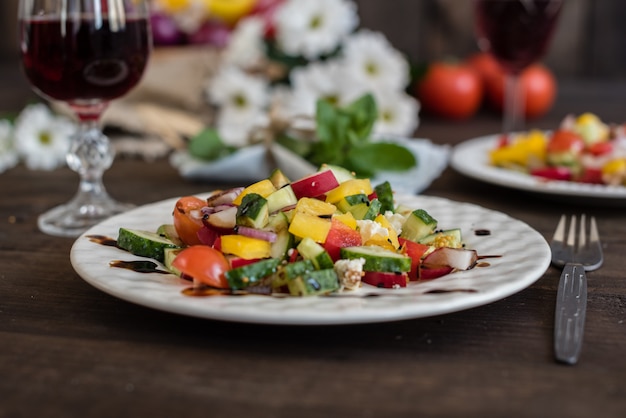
xmin=109 ymin=165 xmax=481 ymax=297
xmin=489 ymin=113 xmax=626 ymax=186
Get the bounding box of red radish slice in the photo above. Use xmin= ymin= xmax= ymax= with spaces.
xmin=419 ymin=266 xmax=454 ymax=280
xmin=362 ymin=271 xmax=408 ymax=288
xmin=422 ymin=247 xmax=478 ymax=271
xmin=205 ymin=206 xmax=237 ymax=230
xmin=206 ymin=187 xmax=244 ymax=207
xmin=290 ymin=170 xmax=339 ymax=199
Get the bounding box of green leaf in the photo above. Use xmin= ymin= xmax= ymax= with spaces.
xmin=345 ymin=93 xmax=377 ymax=141
xmin=346 ymin=142 xmax=417 ymax=177
xmin=315 ymin=99 xmax=340 ymax=143
xmin=276 ymin=134 xmax=312 ymax=157
xmin=188 ymin=128 xmax=235 ymax=161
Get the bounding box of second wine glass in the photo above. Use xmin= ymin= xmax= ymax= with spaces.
xmin=474 ymin=0 xmax=563 ymax=135
xmin=19 ymin=0 xmax=152 ymax=237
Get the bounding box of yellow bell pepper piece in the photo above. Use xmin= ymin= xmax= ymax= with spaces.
xmin=288 ymin=212 xmax=331 ymax=243
xmin=233 ymin=179 xmax=276 ymax=206
xmin=372 ymin=214 xmax=400 ymax=249
xmin=295 ymin=197 xmax=337 ymax=217
xmin=333 ymin=212 xmax=357 ymax=230
xmin=489 ymin=130 xmax=547 ymax=168
xmin=325 ymin=179 xmax=373 ymax=204
xmin=220 ymin=235 xmax=272 ymax=259
xmin=575 ymin=113 xmax=609 ymax=145
xmin=601 ymin=158 xmax=626 ymax=186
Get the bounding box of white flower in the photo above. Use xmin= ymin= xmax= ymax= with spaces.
xmin=274 ymin=0 xmax=359 ymax=60
xmin=215 ymin=106 xmax=269 ymax=147
xmin=0 ymin=120 xmax=18 ymax=173
xmin=371 ymin=89 xmax=420 ymax=137
xmin=284 ymin=60 xmax=364 ymax=118
xmin=207 ymin=66 xmax=268 ymax=110
xmin=207 ymin=66 xmax=270 ymax=146
xmin=223 ymin=17 xmax=266 ymax=69
xmin=340 ymin=29 xmax=410 ymax=92
xmin=13 ymin=104 xmax=75 ymax=171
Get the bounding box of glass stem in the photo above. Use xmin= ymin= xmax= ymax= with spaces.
xmin=503 ymin=72 xmax=525 ymax=135
xmin=65 ymin=119 xmax=115 ymax=215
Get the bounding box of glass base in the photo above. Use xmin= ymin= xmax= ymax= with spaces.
xmin=38 ymin=196 xmax=135 ymax=238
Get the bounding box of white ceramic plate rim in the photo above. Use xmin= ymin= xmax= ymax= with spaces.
xmin=451 ymin=133 xmax=626 ymax=199
xmin=70 ymin=194 xmax=551 ymax=326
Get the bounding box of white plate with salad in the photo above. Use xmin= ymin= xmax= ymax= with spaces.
xmin=451 ymin=134 xmax=626 ymax=203
xmin=70 ymin=192 xmax=551 ymax=326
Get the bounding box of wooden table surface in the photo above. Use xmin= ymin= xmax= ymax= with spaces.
xmin=2 ymin=74 xmax=626 ymax=417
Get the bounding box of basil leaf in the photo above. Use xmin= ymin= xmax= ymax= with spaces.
xmin=346 ymin=93 xmax=377 ymax=141
xmin=346 ymin=142 xmax=417 ymax=177
xmin=188 ymin=128 xmax=235 ymax=161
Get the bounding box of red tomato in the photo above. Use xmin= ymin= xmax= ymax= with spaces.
xmin=547 ymin=130 xmax=585 ymax=154
xmin=415 ymin=61 xmax=483 ymax=120
xmin=173 ymin=196 xmax=206 ymax=246
xmin=466 ymin=52 xmax=501 ymax=86
xmin=323 ymin=219 xmax=362 ymax=261
xmin=171 ymin=246 xmax=230 ymax=289
xmin=399 ymin=238 xmax=431 ymax=281
xmin=587 ymin=141 xmax=613 ymax=156
xmin=485 ymin=63 xmax=557 ymax=119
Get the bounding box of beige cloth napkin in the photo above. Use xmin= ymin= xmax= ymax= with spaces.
xmin=101 ymin=46 xmax=222 ymax=158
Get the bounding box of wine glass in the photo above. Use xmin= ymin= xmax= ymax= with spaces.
xmin=18 ymin=0 xmax=152 ymax=237
xmin=474 ymin=0 xmax=562 ymax=135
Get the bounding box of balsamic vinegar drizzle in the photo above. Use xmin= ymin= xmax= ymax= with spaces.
xmin=87 ymin=235 xmax=503 ymax=298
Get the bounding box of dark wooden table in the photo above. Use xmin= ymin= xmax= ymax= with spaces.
xmin=2 ymin=74 xmax=626 ymax=417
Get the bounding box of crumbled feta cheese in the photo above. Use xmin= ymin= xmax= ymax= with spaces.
xmin=383 ymin=211 xmax=406 ymax=235
xmin=334 ymin=258 xmax=365 ymax=290
xmin=356 ymin=219 xmax=389 ymax=243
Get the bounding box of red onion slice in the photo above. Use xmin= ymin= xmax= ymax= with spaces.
xmin=236 ymin=226 xmax=277 ymax=243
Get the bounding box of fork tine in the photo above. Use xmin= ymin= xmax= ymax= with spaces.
xmin=590 ymin=216 xmax=600 ymax=243
xmin=567 ymin=215 xmax=577 ymax=249
xmin=578 ymin=214 xmax=587 ymax=251
xmin=553 ymin=214 xmax=567 ymax=243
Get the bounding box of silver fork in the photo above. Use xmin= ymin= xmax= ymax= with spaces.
xmin=550 ymin=214 xmax=603 ymax=365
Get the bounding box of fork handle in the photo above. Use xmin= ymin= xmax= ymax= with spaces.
xmin=554 ymin=263 xmax=587 ymax=365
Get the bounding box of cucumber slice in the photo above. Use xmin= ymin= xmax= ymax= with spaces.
xmin=268 ymin=168 xmax=291 ymax=189
xmin=225 ymin=258 xmax=280 ymax=290
xmin=267 ymin=212 xmax=295 ymax=260
xmin=163 ymin=248 xmax=183 ymax=276
xmin=399 ymin=209 xmax=437 ymax=242
xmin=374 ymin=181 xmax=394 ymax=213
xmin=236 ymin=193 xmax=269 ymax=229
xmin=348 ymin=198 xmax=382 ymax=221
xmin=266 ymin=185 xmax=298 ymax=213
xmin=336 ymin=193 xmax=369 ymax=213
xmin=117 ymin=228 xmax=181 ymax=262
xmin=340 ymin=245 xmax=411 ymax=273
xmin=287 ymin=268 xmax=340 ymax=296
xmin=156 ymin=224 xmax=184 ymax=247
xmin=318 ymin=164 xmax=355 ymax=183
xmin=418 ymin=228 xmax=463 ymax=248
xmin=297 ymin=237 xmax=334 ymax=270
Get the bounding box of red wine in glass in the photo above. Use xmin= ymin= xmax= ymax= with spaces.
xmin=19 ymin=0 xmax=152 ymax=237
xmin=21 ymin=16 xmax=150 ymax=106
xmin=474 ymin=0 xmax=562 ymax=133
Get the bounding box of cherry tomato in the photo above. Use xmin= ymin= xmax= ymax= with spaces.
xmin=466 ymin=52 xmax=501 ymax=86
xmin=173 ymin=196 xmax=206 ymax=246
xmin=171 ymin=246 xmax=230 ymax=288
xmin=415 ymin=61 xmax=483 ymax=120
xmin=587 ymin=141 xmax=614 ymax=157
xmin=485 ymin=64 xmax=557 ymax=119
xmin=547 ymin=130 xmax=585 ymax=154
